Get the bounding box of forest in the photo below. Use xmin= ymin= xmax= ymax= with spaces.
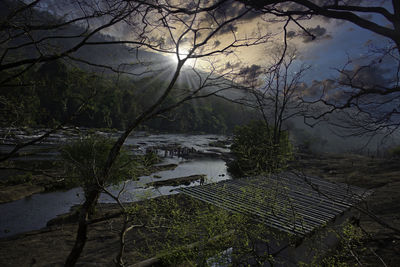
xmin=1 ymin=0 xmax=400 ymax=266
xmin=2 ymin=60 xmax=256 ymax=133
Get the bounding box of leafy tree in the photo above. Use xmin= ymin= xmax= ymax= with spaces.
xmin=35 ymin=60 xmax=70 ymax=124
xmin=61 ymin=135 xmax=137 ymax=216
xmin=387 ymin=144 xmax=400 ymax=159
xmin=228 ymin=120 xmax=293 ymax=177
xmin=0 ymin=76 xmax=40 ymax=127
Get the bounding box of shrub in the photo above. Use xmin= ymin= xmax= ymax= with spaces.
xmin=388 ymin=145 xmax=400 ymax=158
xmin=228 ymin=121 xmax=293 ymax=177
xmin=61 ymin=135 xmax=137 ymax=193
xmin=7 ymin=172 xmax=33 ymax=185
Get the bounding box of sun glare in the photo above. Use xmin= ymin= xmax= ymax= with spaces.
xmin=168 ymin=48 xmax=196 ymax=67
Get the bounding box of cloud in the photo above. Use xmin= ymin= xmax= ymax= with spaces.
xmin=218 ymin=24 xmax=238 ymax=35
xmin=286 ymin=25 xmax=331 ymax=43
xmin=238 ymin=64 xmax=262 ymax=84
xmin=213 ymin=40 xmax=221 ymax=47
xmin=301 ymin=79 xmax=336 ymax=98
xmin=338 ymin=64 xmax=391 ymax=89
xmin=225 ymin=61 xmax=241 ymax=70
xmin=200 ymin=0 xmax=261 ymax=36
xmin=303 ymin=25 xmax=331 ymax=43
xmin=287 ymin=31 xmax=296 ymax=38
xmin=302 ymin=62 xmax=394 ymax=104
xmin=213 ymin=0 xmax=261 ymax=21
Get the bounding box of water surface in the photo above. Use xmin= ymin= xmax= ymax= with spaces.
xmin=0 ymin=133 xmax=231 ymax=238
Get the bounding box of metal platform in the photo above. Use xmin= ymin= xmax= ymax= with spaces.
xmin=177 ymin=172 xmax=372 ymax=236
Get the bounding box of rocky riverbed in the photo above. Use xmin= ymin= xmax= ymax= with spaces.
xmin=0 ymin=132 xmax=232 ymax=238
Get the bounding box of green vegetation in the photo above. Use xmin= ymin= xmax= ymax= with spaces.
xmin=4 ymin=172 xmax=33 ymax=186
xmin=228 ymin=120 xmax=293 ymax=177
xmin=304 ymin=222 xmax=365 ymax=267
xmin=1 ymin=60 xmax=255 ymax=134
xmin=61 ymin=135 xmax=137 ymax=199
xmin=126 ymin=193 xmax=289 ymax=266
xmin=387 ymin=145 xmax=400 ymax=158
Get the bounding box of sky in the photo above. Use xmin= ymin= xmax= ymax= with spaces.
xmin=228 ymin=3 xmax=393 ymax=85
xmin=27 ymin=0 xmax=397 ymax=102
xmin=31 ymin=0 xmax=394 ymax=85
xmin=8 ymin=0 xmax=397 ymax=150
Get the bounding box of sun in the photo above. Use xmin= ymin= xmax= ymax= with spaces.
xmin=168 ymin=48 xmax=196 ymax=67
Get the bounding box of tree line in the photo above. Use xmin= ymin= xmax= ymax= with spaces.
xmin=1 ymin=0 xmax=399 ymax=265
xmin=1 ymin=60 xmax=256 ymax=133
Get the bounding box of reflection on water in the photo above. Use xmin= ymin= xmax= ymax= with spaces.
xmin=0 ymin=157 xmax=230 ymax=238
xmin=101 ymin=158 xmax=230 ymax=202
xmin=0 ymin=188 xmax=84 ymax=238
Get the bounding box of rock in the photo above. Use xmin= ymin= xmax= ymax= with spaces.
xmin=208 ymin=140 xmax=231 ymax=148
xmin=146 ymin=174 xmax=206 ymax=188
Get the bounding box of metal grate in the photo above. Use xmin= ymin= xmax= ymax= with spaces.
xmin=177 ymin=172 xmax=372 ymax=236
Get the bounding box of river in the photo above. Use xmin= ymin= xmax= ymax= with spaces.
xmin=0 ymin=132 xmax=231 ymax=238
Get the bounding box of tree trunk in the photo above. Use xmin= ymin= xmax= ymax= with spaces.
xmin=65 ymin=188 xmax=100 ymax=266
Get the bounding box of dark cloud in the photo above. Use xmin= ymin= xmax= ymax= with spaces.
xmin=201 ymin=0 xmax=261 ymax=36
xmin=339 ymin=64 xmax=391 ymax=89
xmin=287 ymin=31 xmax=296 ymax=39
xmin=239 ymin=64 xmax=262 ymax=84
xmin=303 ymin=25 xmax=331 ymax=43
xmin=301 ymin=79 xmax=336 ymax=98
xmin=286 ymin=25 xmax=331 ymax=43
xmin=308 ymin=25 xmax=326 ymax=37
xmin=214 ymin=0 xmax=261 ymax=21
xmin=225 ymin=61 xmax=241 ymax=70
xmin=239 ymin=64 xmax=262 ymax=75
xmin=218 ymin=24 xmax=238 ymax=35
xmin=302 ymin=62 xmax=394 ymax=104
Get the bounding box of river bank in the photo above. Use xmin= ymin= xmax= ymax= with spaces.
xmin=0 ymin=194 xmax=229 ymax=266
xmin=1 ymin=152 xmax=399 ymax=266
xmin=0 ymin=133 xmax=232 ymax=238
xmin=0 ymin=130 xmax=231 ymax=197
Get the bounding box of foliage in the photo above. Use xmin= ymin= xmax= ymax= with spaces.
xmin=143 ymin=95 xmax=256 ymax=134
xmin=0 ymin=71 xmax=41 ymax=127
xmin=0 ymin=61 xmax=256 ymax=133
xmin=228 ymin=120 xmax=293 ymax=177
xmin=60 ymin=135 xmax=137 ymax=193
xmin=141 ymin=151 xmax=160 ymax=167
xmin=294 ymin=128 xmax=328 ymax=154
xmin=126 ymin=193 xmax=285 ymax=266
xmin=314 ymin=222 xmax=364 ymax=267
xmin=387 ymin=145 xmax=400 ymax=158
xmin=5 ymin=172 xmax=33 ymax=185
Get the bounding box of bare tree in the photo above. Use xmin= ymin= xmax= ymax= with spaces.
xmin=1 ymin=0 xmax=271 ymax=265
xmin=35 ymin=1 xmax=269 ymax=265
xmin=241 ymin=0 xmax=400 ymax=50
xmin=224 ymin=45 xmax=310 ymax=144
xmin=253 ymin=47 xmax=309 ymax=143
xmin=235 ymin=0 xmax=400 ymax=136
